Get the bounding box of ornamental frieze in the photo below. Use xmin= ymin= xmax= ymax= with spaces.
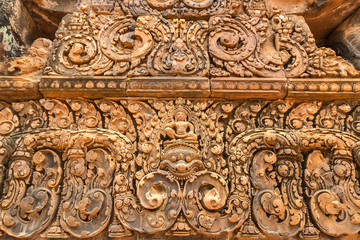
xmin=0 ymin=98 xmax=358 ymax=239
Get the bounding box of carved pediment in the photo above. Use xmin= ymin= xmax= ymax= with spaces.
xmin=0 ymin=0 xmax=358 ymax=100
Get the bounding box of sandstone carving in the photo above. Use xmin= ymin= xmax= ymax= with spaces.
xmin=129 ymin=16 xmax=209 ymax=77
xmin=46 ymin=12 xmax=134 ymax=76
xmin=38 ymin=0 xmax=360 ymax=79
xmin=209 ymin=14 xmax=284 ymax=78
xmin=0 ymin=0 xmax=360 ymax=239
xmin=122 ymin=0 xmax=240 ymax=19
xmin=0 ymin=98 xmax=358 ymax=239
xmin=6 ymin=38 xmax=52 ymax=76
xmin=271 ymin=14 xmax=360 ymax=78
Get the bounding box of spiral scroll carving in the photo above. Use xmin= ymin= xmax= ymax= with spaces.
xmin=0 ymin=99 xmax=359 ymax=239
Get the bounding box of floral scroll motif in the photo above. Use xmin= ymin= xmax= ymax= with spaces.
xmin=271 ymin=14 xmax=360 ymax=78
xmin=37 ymin=0 xmax=360 ymax=81
xmin=130 ymin=16 xmax=209 ymax=77
xmin=114 ymin=171 xmax=182 ymax=233
xmin=251 ymin=149 xmax=305 ymax=238
xmin=47 ymin=13 xmax=135 ymax=76
xmin=183 ymin=171 xmax=249 ymax=234
xmin=113 ymin=98 xmax=249 ymax=235
xmin=123 ymin=0 xmax=240 ymax=19
xmin=0 ymin=99 xmax=359 ymax=239
xmin=0 ymin=129 xmax=134 ymax=238
xmin=0 ymin=147 xmax=62 ymax=237
xmin=304 ymin=132 xmax=360 ymax=236
xmin=209 ymin=15 xmax=284 ymax=77
xmin=229 ymin=130 xmax=306 ymax=238
xmin=60 ymin=147 xmax=114 ymax=237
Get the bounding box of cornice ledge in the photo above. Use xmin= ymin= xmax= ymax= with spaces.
xmin=1 ymin=75 xmax=360 ymax=101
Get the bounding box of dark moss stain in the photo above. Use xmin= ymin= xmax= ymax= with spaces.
xmin=0 ymin=0 xmax=26 ymax=59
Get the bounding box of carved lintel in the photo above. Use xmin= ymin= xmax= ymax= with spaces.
xmin=0 ymin=75 xmax=355 ymax=100
xmin=0 ymin=98 xmax=358 ymax=239
xmin=1 ymin=0 xmax=360 ymax=239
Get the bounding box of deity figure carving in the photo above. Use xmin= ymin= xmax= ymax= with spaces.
xmin=164 ymin=109 xmax=197 ymax=141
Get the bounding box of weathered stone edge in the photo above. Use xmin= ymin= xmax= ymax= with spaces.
xmin=1 ymin=75 xmax=360 ymax=101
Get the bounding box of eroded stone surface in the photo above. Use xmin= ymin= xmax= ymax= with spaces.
xmin=266 ymin=0 xmax=360 ymax=44
xmin=328 ymin=7 xmax=360 ymax=70
xmin=0 ymin=0 xmax=39 ymax=59
xmin=21 ymin=0 xmax=82 ymax=39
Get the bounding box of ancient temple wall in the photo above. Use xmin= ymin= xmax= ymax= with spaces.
xmin=0 ymin=0 xmax=360 ymax=239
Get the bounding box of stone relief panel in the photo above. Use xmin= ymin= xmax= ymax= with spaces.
xmin=209 ymin=15 xmax=284 ymax=78
xmin=12 ymin=0 xmax=355 ymax=80
xmin=0 ymin=98 xmax=358 ymax=239
xmin=130 ymin=16 xmax=209 ymax=77
xmin=46 ymin=12 xmax=135 ymax=76
xmin=5 ymin=38 xmax=52 ymax=77
xmin=1 ymin=0 xmax=360 ymax=239
xmin=271 ymin=14 xmax=360 ymax=78
xmin=0 ymin=147 xmax=62 ymax=237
